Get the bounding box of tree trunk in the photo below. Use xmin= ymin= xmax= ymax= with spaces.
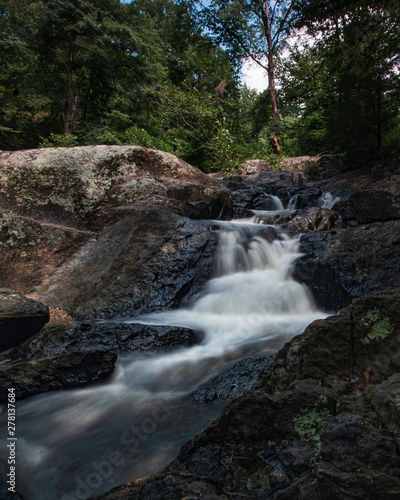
xmin=262 ymin=0 xmax=281 ymax=155
xmin=63 ymin=38 xmax=79 ymax=135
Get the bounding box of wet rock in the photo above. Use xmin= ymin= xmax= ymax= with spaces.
xmin=92 ymin=470 xmax=228 ymax=500
xmin=230 ymin=181 xmax=323 ymax=219
xmin=100 ymin=289 xmax=400 ymax=499
xmin=12 ymin=321 xmax=202 ymax=359
xmin=292 ymin=221 xmax=400 ymax=310
xmin=0 ymin=289 xmax=49 ymax=351
xmin=27 ymin=210 xmax=218 ymax=318
xmin=192 ymin=355 xmax=273 ymax=402
xmin=334 ymin=190 xmax=400 ymax=226
xmin=0 ymin=350 xmax=117 ymax=402
xmin=0 ymin=321 xmax=201 ymax=400
xmin=271 ymin=288 xmax=400 ymax=390
xmin=283 ymin=208 xmax=339 ymax=233
xmin=182 ymin=199 xmax=232 ymax=220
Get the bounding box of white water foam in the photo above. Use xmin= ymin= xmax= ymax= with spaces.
xmin=0 ymin=212 xmax=328 ymax=500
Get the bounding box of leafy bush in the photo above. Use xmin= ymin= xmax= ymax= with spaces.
xmin=40 ymin=133 xmax=79 ymax=148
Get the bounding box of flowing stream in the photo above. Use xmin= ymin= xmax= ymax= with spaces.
xmin=0 ymin=204 xmax=328 ymax=500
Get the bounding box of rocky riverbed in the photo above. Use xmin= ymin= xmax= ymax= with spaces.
xmin=0 ymin=147 xmax=399 ymax=499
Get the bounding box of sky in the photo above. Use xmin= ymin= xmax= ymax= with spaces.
xmin=241 ymin=59 xmax=269 ymax=92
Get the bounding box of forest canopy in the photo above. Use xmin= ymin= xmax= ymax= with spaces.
xmin=1 ymin=0 xmax=399 ymax=171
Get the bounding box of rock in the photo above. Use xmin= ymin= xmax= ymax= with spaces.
xmin=93 ymin=470 xmax=228 ymax=500
xmin=0 ymin=289 xmax=49 ymax=351
xmin=241 ymin=157 xmax=320 ymax=176
xmin=271 ymin=288 xmax=400 ymax=389
xmin=0 ymin=350 xmax=117 ymax=402
xmin=0 ymin=320 xmax=201 ymax=401
xmin=0 ymin=147 xmax=228 ymax=319
xmin=224 ymin=171 xmax=322 ymax=218
xmin=292 ymin=221 xmax=400 ymax=311
xmin=283 ymin=208 xmax=339 ymax=233
xmin=282 ymin=156 xmax=320 ymax=173
xmin=316 ymin=154 xmax=351 ymax=179
xmin=0 ymin=146 xmax=232 ymax=229
xmin=241 ymin=159 xmax=268 ymax=175
xmin=334 ymin=190 xmax=400 ymax=226
xmin=314 ymin=151 xmax=400 ymax=196
xmin=12 ymin=321 xmax=202 ymax=359
xmin=99 ymin=289 xmax=400 ymax=499
xmin=191 ymin=355 xmax=273 ymax=402
xmin=28 ymin=209 xmax=218 ymax=318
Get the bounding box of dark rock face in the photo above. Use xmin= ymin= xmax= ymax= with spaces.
xmin=334 ymin=190 xmax=400 ymax=226
xmin=12 ymin=321 xmax=202 ymax=359
xmin=0 ymin=289 xmax=49 ymax=351
xmin=191 ymin=355 xmax=273 ymax=402
xmin=97 ymin=289 xmax=400 ymax=500
xmin=0 ymin=350 xmax=117 ymax=402
xmin=215 ymin=171 xmax=317 ymax=218
xmin=30 ymin=209 xmax=218 ymax=318
xmin=0 ymin=321 xmax=201 ymax=401
xmin=292 ymin=221 xmax=400 ymax=311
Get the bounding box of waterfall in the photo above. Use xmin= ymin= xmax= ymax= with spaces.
xmin=0 ymin=204 xmax=327 ymax=500
xmin=319 ymin=191 xmax=341 ymax=209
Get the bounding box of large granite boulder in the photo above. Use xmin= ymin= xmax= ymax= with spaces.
xmin=0 ymin=146 xmax=232 ymax=228
xmin=0 ymin=146 xmax=229 ymax=318
xmin=0 ymin=289 xmax=49 ymax=351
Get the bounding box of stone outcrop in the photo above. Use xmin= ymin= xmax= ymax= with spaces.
xmin=0 ymin=146 xmax=230 ymax=317
xmin=0 ymin=289 xmax=49 ymax=351
xmin=0 ymin=321 xmax=201 ymax=401
xmin=0 ymin=146 xmax=231 ymax=227
xmin=292 ymin=220 xmax=400 ymax=311
xmin=0 ymin=350 xmax=117 ymax=402
xmin=96 ymin=288 xmax=400 ymax=500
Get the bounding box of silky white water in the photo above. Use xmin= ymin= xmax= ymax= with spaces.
xmin=0 ymin=212 xmax=327 ymax=500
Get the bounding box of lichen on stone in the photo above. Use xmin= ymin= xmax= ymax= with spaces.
xmin=361 ymin=308 xmax=393 ymax=344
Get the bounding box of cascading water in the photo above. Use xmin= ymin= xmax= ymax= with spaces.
xmin=319 ymin=191 xmax=341 ymax=209
xmin=0 ymin=206 xmax=327 ymax=500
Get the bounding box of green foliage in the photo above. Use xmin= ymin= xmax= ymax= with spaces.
xmin=2 ymin=0 xmax=399 ymax=170
xmin=304 ymin=161 xmax=320 ymax=180
xmin=40 ymin=133 xmax=79 ymax=148
xmin=294 ymin=407 xmax=330 ymax=443
xmin=293 ymin=395 xmax=331 ymax=465
xmin=203 ymin=129 xmax=243 ymax=173
xmin=282 ymin=1 xmax=400 ymax=157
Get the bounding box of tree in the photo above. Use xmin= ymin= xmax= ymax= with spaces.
xmin=289 ymin=0 xmax=400 ymax=156
xmin=199 ymin=0 xmax=297 ymax=154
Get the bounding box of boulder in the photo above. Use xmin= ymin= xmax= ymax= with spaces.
xmin=0 ymin=147 xmax=227 ymax=318
xmin=0 ymin=146 xmax=232 ymax=229
xmin=334 ymin=190 xmax=400 ymax=226
xmin=0 ymin=289 xmax=49 ymax=351
xmin=0 ymin=350 xmax=117 ymax=402
xmin=27 ymin=209 xmax=218 ymax=318
xmin=12 ymin=321 xmax=202 ymax=360
xmin=292 ymin=220 xmax=400 ymax=311
xmin=97 ymin=289 xmax=400 ymax=500
xmin=283 ymin=207 xmax=339 ymax=233
xmin=0 ymin=321 xmax=200 ymax=401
